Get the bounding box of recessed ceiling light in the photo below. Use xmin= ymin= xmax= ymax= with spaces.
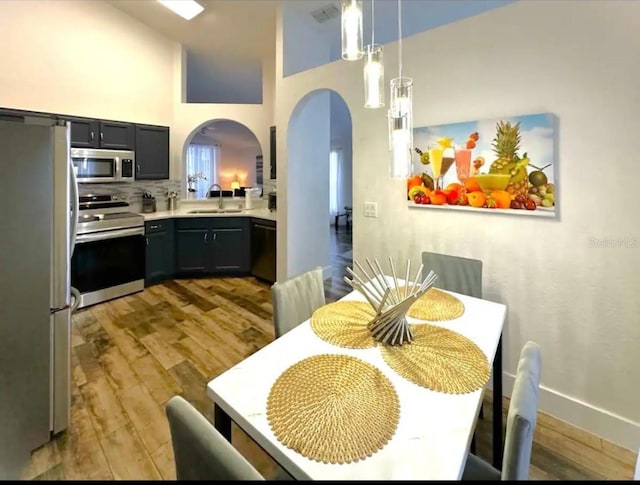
xmin=157 ymin=0 xmax=204 ymax=21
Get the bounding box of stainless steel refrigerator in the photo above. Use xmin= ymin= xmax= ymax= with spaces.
xmin=0 ymin=117 xmax=79 ymax=479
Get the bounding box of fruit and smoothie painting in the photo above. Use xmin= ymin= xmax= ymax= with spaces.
xmin=407 ymin=112 xmax=557 ymax=217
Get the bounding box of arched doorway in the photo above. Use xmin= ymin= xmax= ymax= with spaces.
xmin=182 ymin=119 xmax=263 ymax=198
xmin=286 ymin=90 xmax=353 ymax=283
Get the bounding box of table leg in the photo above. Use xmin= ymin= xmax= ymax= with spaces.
xmin=214 ymin=403 xmax=232 ymax=442
xmin=492 ymin=334 xmax=503 ymax=469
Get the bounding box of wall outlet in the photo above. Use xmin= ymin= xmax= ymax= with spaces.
xmin=364 ymin=201 xmax=378 ymax=218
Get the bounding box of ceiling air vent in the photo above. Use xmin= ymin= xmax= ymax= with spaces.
xmin=310 ymin=3 xmax=340 ymax=24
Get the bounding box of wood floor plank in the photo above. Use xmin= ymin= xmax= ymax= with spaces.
xmin=140 ymin=332 xmax=186 ymax=370
xmin=99 ymin=346 xmax=141 ymax=392
xmin=176 ymin=317 xmax=244 ymax=368
xmin=131 ymin=354 xmax=183 ymax=406
xmin=79 ymin=376 xmax=130 ymax=439
xmin=99 ymin=422 xmax=161 ymax=480
xmin=168 ymin=360 xmax=212 ymax=421
xmin=150 ymin=441 xmax=176 ymax=480
xmin=56 ymin=386 xmax=113 ymax=480
xmin=117 ymin=384 xmax=171 ymax=454
xmin=74 ymin=342 xmax=105 ymax=382
xmin=112 ymin=328 xmax=150 ymax=363
xmin=172 ymin=336 xmax=225 ymax=379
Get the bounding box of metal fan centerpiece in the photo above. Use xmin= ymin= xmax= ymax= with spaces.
xmin=344 ymin=258 xmax=437 ymax=346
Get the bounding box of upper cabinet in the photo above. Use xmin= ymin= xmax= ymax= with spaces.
xmin=68 ymin=118 xmax=135 ymax=150
xmin=2 ymin=107 xmax=170 ymax=181
xmin=134 ymin=124 xmax=170 ymax=180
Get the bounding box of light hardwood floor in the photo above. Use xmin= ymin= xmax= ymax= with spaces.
xmin=19 ymin=239 xmax=636 ymax=480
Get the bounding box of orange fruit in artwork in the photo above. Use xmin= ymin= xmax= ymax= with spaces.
xmin=467 ymin=191 xmax=487 ymax=208
xmin=445 ymin=182 xmax=464 ymax=193
xmin=464 ymin=177 xmax=481 ymax=193
xmin=489 ymin=190 xmax=512 ymax=209
xmin=431 ymin=190 xmax=447 ymax=205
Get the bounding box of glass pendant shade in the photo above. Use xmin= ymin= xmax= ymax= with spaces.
xmin=341 ymin=0 xmax=363 ymax=61
xmin=388 ymin=76 xmax=413 ymax=178
xmin=364 ymin=44 xmax=385 ymax=108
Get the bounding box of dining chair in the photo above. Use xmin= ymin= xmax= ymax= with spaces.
xmin=271 ymin=266 xmax=326 ymax=338
xmin=165 ymin=396 xmax=265 ymax=481
xmin=421 ymin=252 xmax=483 ymax=298
xmin=462 ymin=340 xmax=542 ymax=480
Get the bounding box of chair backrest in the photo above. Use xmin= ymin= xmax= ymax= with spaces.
xmin=421 ymin=252 xmax=483 ymax=298
xmin=271 ymin=266 xmax=326 ymax=338
xmin=501 ymin=341 xmax=542 ymax=480
xmin=165 ymin=396 xmax=264 ymax=481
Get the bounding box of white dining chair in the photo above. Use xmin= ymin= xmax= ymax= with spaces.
xmin=271 ymin=266 xmax=326 ymax=338
xmin=462 ymin=341 xmax=542 ymax=480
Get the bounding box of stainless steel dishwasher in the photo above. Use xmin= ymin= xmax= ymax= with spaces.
xmin=250 ymin=219 xmax=276 ymax=283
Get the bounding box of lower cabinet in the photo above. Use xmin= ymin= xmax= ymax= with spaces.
xmin=175 ymin=218 xmax=250 ymax=277
xmin=145 ymin=219 xmax=175 ymax=286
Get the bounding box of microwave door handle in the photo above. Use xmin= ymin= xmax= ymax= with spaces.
xmin=114 ymin=157 xmax=120 ymax=178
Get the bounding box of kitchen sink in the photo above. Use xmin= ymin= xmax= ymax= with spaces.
xmin=188 ymin=208 xmax=243 ymax=214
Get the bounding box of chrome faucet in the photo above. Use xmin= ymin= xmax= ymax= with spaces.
xmin=206 ymin=183 xmax=224 ymax=209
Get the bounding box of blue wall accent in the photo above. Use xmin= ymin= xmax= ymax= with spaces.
xmin=284 ymin=0 xmax=516 ymax=77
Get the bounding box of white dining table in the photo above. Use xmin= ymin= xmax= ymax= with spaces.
xmin=206 ymin=287 xmax=506 ymax=480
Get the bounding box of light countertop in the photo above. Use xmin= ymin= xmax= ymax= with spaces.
xmin=140 ymin=200 xmax=276 ymax=223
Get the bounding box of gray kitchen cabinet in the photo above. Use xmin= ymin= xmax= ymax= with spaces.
xmin=67 ymin=117 xmax=134 ymax=150
xmin=175 ymin=217 xmax=250 ymax=276
xmin=135 ymin=124 xmax=170 ymax=180
xmin=145 ymin=219 xmax=174 ymax=286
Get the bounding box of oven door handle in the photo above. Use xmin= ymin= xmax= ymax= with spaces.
xmin=76 ymin=227 xmax=144 ymax=244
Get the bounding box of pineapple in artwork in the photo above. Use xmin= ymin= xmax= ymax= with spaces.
xmin=489 ymin=121 xmax=530 ymax=197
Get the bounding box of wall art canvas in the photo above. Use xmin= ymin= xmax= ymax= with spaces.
xmin=407 ymin=112 xmax=557 ymax=217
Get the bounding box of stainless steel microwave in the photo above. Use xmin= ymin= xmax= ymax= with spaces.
xmin=70 ymin=148 xmax=135 ymax=183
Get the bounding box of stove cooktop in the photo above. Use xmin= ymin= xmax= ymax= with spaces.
xmin=76 ymin=211 xmax=143 ymax=235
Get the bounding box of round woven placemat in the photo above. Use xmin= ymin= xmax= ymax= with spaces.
xmin=266 ymin=354 xmax=400 ymax=464
xmin=310 ymin=301 xmax=377 ymax=349
xmin=398 ymin=287 xmax=465 ymax=321
xmin=379 ymin=324 xmax=489 ymax=394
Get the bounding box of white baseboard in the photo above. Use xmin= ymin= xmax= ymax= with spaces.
xmin=497 ymin=372 xmax=640 ymax=452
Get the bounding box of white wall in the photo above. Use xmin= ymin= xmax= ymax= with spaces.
xmin=282 ymin=4 xmax=331 ymax=77
xmin=275 ymin=0 xmax=640 ymax=450
xmin=0 ymin=0 xmax=174 ymax=125
xmin=286 ymin=91 xmax=331 ymax=278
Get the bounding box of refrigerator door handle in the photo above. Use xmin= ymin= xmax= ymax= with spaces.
xmin=69 ymin=157 xmax=79 ymax=256
xmin=51 ymin=124 xmax=71 ymax=311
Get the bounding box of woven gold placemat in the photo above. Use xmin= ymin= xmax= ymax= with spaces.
xmin=380 ymin=324 xmax=490 ymax=394
xmin=267 ymin=354 xmax=400 ymax=464
xmin=310 ymin=301 xmax=377 ymax=349
xmin=396 ymin=287 xmax=465 ymax=321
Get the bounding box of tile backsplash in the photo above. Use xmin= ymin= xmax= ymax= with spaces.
xmin=78 ymin=180 xmax=183 ymax=213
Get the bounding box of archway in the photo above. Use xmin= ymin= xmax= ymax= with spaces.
xmin=182 ymin=119 xmax=263 ymax=198
xmin=286 ymin=90 xmax=353 ymax=279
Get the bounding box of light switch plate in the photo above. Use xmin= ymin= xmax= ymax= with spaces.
xmin=364 ymin=202 xmax=377 ymax=218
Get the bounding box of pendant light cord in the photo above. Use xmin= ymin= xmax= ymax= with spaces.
xmin=371 ymin=0 xmax=375 ymax=44
xmin=398 ymin=0 xmax=402 ymax=78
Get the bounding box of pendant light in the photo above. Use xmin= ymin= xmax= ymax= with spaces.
xmin=341 ymin=0 xmax=364 ymax=61
xmin=388 ymin=0 xmax=413 ymax=178
xmin=363 ymin=0 xmax=384 ymax=109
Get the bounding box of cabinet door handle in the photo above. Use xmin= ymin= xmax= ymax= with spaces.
xmin=137 ymin=164 xmax=141 ymax=173
xmin=90 ymin=131 xmax=95 ymax=141
xmin=100 ymin=132 xmax=104 ymax=142
xmin=150 ymin=224 xmax=160 ymax=230
xmin=204 ymin=233 xmax=208 ymax=242
xmin=146 ymin=237 xmax=149 ymax=246
xmin=213 ymin=233 xmax=217 ymax=241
